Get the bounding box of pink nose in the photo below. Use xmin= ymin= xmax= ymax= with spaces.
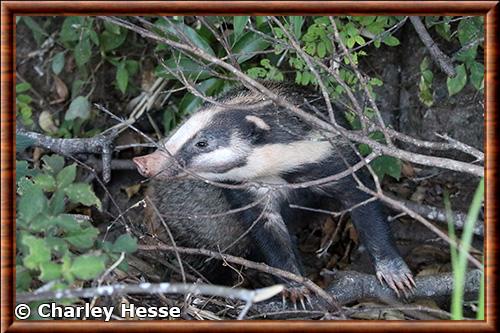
xmin=133 ymin=156 xmax=150 ymax=177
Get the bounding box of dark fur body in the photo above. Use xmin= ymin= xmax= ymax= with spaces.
xmin=143 ymin=178 xmax=252 ymax=279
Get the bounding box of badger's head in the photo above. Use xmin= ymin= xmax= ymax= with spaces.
xmin=133 ymin=88 xmax=333 ymax=183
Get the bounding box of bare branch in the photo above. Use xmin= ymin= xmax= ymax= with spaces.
xmin=17 ymin=127 xmax=118 ymax=183
xmin=391 ymin=198 xmax=484 ymax=237
xmin=253 ymin=269 xmax=482 ymax=314
xmin=410 ymin=16 xmax=456 ymax=77
xmin=16 ymin=281 xmax=284 ymax=307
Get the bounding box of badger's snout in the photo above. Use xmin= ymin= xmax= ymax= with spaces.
xmin=133 ymin=150 xmax=180 ymax=179
xmin=132 ymin=156 xmax=151 ymax=177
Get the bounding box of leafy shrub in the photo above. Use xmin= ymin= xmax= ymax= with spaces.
xmin=16 ymin=155 xmax=137 ymax=304
xmin=419 ymin=16 xmax=484 ymax=101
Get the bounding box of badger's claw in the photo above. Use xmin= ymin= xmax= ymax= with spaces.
xmin=282 ymin=284 xmax=311 ymax=310
xmin=375 ymin=259 xmax=415 ymax=297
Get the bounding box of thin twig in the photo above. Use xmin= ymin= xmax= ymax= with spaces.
xmin=410 ymin=16 xmax=456 ymax=77
xmin=17 ymin=281 xmax=284 ymax=306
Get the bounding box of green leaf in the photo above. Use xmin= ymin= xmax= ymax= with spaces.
xmin=21 ymin=16 xmax=47 ymax=35
xmin=17 ymin=94 xmax=32 ymax=104
xmin=469 ymin=61 xmax=484 ymax=90
xmin=54 ymin=214 xmax=81 ymax=233
xmin=358 ymin=143 xmax=371 ymax=155
xmin=16 ymin=134 xmax=34 ymax=152
xmin=382 ymin=35 xmax=400 ymax=46
xmin=56 ymin=164 xmax=77 ymax=189
xmin=49 ymin=189 xmax=66 ymax=215
xmin=33 ymin=174 xmax=56 ymax=192
xmin=359 ymin=16 xmax=376 ymax=26
xmin=74 ymin=36 xmax=91 ymax=67
xmin=233 ymin=16 xmax=249 ymax=41
xmin=455 ymin=45 xmax=477 ymax=64
xmin=19 ymin=105 xmax=33 ymax=126
xmin=42 ymin=155 xmax=65 ymax=175
xmin=60 ymin=17 xmax=85 ymax=43
xmin=18 ymin=181 xmax=47 ymax=222
xmin=112 ymin=234 xmax=138 ymax=253
xmin=255 ymin=16 xmax=268 ymax=27
xmin=16 ymin=82 xmax=31 ymax=93
xmin=155 ymin=57 xmax=211 ymax=81
xmin=46 ymin=237 xmax=69 ymax=256
xmin=65 ymin=96 xmax=90 ymax=121
xmin=422 ymin=69 xmax=434 ymax=84
xmin=346 ymin=37 xmax=355 ymax=49
xmin=51 ymin=51 xmax=65 ymax=75
xmin=246 ymin=67 xmax=267 ymax=79
xmin=16 ymin=160 xmax=34 ymax=183
xmin=291 ymin=16 xmax=304 ymax=39
xmin=317 ymin=42 xmax=327 ymax=58
xmin=435 ymin=22 xmax=452 ymax=41
xmin=104 ymin=21 xmax=121 ymax=35
xmin=420 ymin=57 xmax=430 ymax=71
xmin=125 ymin=60 xmax=140 ymax=76
xmin=64 ymin=226 xmax=99 ymax=250
xmin=370 ymin=77 xmax=383 ymax=87
xmin=39 ymin=262 xmax=62 ymax=282
xmin=69 ymin=255 xmax=105 ymax=280
xmin=177 ymin=78 xmax=225 ymax=114
xmin=447 ymin=64 xmax=467 ymax=96
xmin=29 ymin=213 xmax=56 ymax=232
xmin=61 ymin=254 xmax=74 ymax=283
xmin=155 ymin=19 xmax=215 ymax=56
xmin=21 ymin=235 xmax=51 ymax=269
xmin=89 ymin=30 xmax=100 ymax=46
xmin=99 ymin=29 xmax=128 ymax=52
xmin=22 ymin=17 xmax=47 ymax=45
xmin=419 ymin=84 xmax=434 ymax=107
xmin=355 ymin=35 xmax=365 ymax=46
xmin=233 ymin=31 xmax=271 ymax=63
xmin=457 ymin=17 xmax=483 ymax=47
xmin=304 ymin=43 xmax=316 ymax=56
xmin=71 ymin=79 xmax=85 ymax=99
xmin=64 ymin=183 xmax=102 ymax=210
xmin=371 ymin=155 xmax=401 ymax=180
xmin=116 ymin=62 xmax=129 ymax=94
xmin=16 ymin=266 xmax=32 ymax=291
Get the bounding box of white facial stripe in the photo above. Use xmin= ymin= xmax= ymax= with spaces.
xmin=199 ymin=140 xmax=333 ymax=181
xmin=192 ymin=147 xmax=239 ymax=168
xmin=190 ymin=135 xmax=250 ymax=172
xmin=164 ymin=111 xmax=215 ymax=154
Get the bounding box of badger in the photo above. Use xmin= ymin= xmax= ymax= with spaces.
xmin=133 ymin=82 xmax=415 ymax=298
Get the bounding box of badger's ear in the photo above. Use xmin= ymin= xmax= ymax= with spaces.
xmin=245 ymin=115 xmax=270 ymax=132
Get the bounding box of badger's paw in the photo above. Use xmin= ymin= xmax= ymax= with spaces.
xmin=282 ymin=283 xmax=312 ymax=310
xmin=375 ymin=259 xmax=416 ymax=297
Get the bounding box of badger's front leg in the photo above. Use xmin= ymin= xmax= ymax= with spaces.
xmin=344 ymin=190 xmax=415 ymax=296
xmin=235 ymin=194 xmax=309 ymax=307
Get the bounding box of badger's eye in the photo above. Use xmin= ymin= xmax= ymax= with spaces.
xmin=195 ymin=140 xmax=208 ymax=148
